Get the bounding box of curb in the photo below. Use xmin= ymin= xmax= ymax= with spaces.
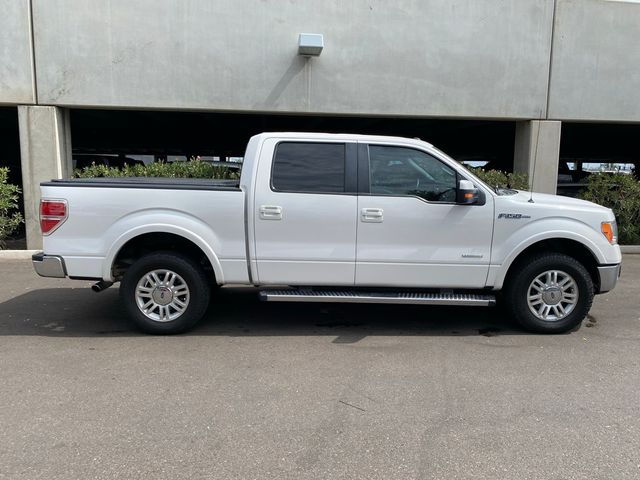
xmin=0 ymin=250 xmax=38 ymax=260
xmin=621 ymin=245 xmax=640 ymax=254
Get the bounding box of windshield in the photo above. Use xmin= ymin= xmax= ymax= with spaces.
xmin=429 ymin=146 xmax=494 ymax=190
xmin=429 ymin=146 xmax=519 ymax=196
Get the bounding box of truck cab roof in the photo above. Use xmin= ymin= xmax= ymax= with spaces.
xmin=250 ymin=132 xmax=434 ymax=148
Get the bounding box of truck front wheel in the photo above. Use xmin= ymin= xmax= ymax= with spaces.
xmin=505 ymin=253 xmax=594 ymax=334
xmin=120 ymin=252 xmax=210 ymax=334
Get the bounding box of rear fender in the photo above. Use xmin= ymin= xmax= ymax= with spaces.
xmin=102 ymin=211 xmax=224 ymax=283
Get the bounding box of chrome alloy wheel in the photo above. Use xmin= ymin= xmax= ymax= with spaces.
xmin=135 ymin=269 xmax=190 ymax=322
xmin=527 ymin=270 xmax=578 ymax=321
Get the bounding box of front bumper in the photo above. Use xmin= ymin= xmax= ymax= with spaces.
xmin=597 ymin=263 xmax=621 ymax=293
xmin=32 ymin=252 xmax=67 ymax=278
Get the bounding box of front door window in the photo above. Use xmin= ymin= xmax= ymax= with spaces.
xmin=369 ymin=145 xmax=457 ymax=202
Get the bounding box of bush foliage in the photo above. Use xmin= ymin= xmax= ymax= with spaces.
xmin=579 ymin=173 xmax=640 ymax=245
xmin=471 ymin=169 xmax=530 ymax=191
xmin=73 ymin=160 xmax=241 ymax=180
xmin=0 ymin=168 xmax=24 ymax=249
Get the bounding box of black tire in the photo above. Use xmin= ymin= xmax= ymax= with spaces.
xmin=120 ymin=251 xmax=210 ymax=334
xmin=505 ymin=253 xmax=594 ymax=334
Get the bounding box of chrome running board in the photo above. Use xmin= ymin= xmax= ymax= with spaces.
xmin=259 ymin=289 xmax=495 ymax=306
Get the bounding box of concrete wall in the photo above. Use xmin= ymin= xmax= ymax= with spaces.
xmin=30 ymin=0 xmax=555 ymax=119
xmin=0 ymin=0 xmax=35 ymax=104
xmin=548 ymin=0 xmax=640 ymax=122
xmin=2 ymin=0 xmax=640 ymax=121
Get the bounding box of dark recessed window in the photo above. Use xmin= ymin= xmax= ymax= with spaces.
xmin=272 ymin=142 xmax=345 ymax=193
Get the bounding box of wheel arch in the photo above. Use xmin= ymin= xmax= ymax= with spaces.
xmin=105 ymin=227 xmax=223 ymax=284
xmin=499 ymin=238 xmax=600 ymax=292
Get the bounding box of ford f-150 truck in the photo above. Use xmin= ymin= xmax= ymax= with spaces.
xmin=33 ymin=132 xmax=621 ymax=334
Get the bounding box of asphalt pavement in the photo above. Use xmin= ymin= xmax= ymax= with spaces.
xmin=0 ymin=256 xmax=639 ymax=480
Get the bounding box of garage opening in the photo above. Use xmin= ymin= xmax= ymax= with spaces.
xmin=70 ymin=109 xmax=516 ymax=171
xmin=558 ymin=122 xmax=640 ymax=196
xmin=0 ymin=107 xmax=22 ymax=189
xmin=0 ymin=107 xmax=24 ymax=248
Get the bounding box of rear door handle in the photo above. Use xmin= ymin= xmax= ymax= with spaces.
xmin=259 ymin=205 xmax=283 ymax=220
xmin=361 ymin=207 xmax=383 ymax=223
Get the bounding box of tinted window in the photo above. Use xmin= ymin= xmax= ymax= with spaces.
xmin=369 ymin=146 xmax=457 ymax=202
xmin=272 ymin=142 xmax=345 ymax=193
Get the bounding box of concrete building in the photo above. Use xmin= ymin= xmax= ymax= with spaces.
xmin=1 ymin=0 xmax=639 ymax=248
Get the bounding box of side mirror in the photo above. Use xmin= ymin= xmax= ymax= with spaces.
xmin=456 ymin=179 xmax=478 ymax=205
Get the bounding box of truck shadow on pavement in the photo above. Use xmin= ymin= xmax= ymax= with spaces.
xmin=0 ymin=286 xmax=530 ymax=339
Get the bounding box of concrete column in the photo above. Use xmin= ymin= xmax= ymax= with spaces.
xmin=513 ymin=120 xmax=561 ymax=194
xmin=18 ymin=106 xmax=73 ymax=250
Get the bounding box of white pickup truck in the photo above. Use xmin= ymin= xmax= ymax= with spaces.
xmin=33 ymin=132 xmax=621 ymax=334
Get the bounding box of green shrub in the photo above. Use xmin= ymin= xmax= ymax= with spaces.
xmin=470 ymin=169 xmax=529 ymax=191
xmin=579 ymin=173 xmax=640 ymax=245
xmin=73 ymin=160 xmax=241 ymax=180
xmin=0 ymin=167 xmax=23 ymax=249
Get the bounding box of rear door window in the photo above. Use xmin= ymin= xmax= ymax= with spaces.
xmin=272 ymin=142 xmax=345 ymax=193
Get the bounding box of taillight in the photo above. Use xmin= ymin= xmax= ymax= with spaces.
xmin=40 ymin=199 xmax=68 ymax=235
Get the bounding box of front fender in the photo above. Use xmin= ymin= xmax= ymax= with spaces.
xmin=490 ymin=217 xmax=612 ymax=290
xmin=102 ymin=209 xmax=224 ymax=283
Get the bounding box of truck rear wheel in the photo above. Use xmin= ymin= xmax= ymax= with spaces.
xmin=505 ymin=253 xmax=594 ymax=334
xmin=120 ymin=252 xmax=210 ymax=334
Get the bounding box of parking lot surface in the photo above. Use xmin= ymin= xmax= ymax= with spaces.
xmin=0 ymin=256 xmax=639 ymax=480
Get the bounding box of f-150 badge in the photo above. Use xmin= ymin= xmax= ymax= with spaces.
xmin=498 ymin=213 xmax=531 ymax=219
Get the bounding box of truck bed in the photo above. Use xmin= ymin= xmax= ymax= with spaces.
xmin=40 ymin=177 xmax=247 ymax=283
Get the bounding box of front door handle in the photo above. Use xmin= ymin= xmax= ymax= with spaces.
xmin=361 ymin=207 xmax=383 ymax=223
xmin=259 ymin=205 xmax=283 ymax=220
